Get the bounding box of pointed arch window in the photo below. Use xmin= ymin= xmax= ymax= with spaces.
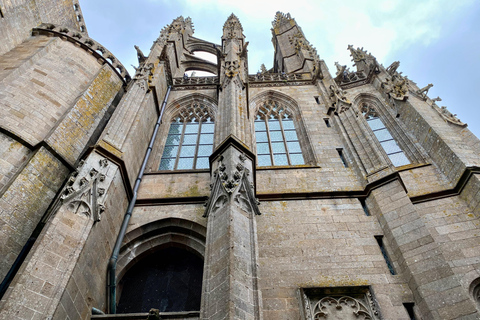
xmin=254 ymin=101 xmax=305 ymax=166
xmin=361 ymin=104 xmax=410 ymax=167
xmin=159 ymin=104 xmax=214 ymax=170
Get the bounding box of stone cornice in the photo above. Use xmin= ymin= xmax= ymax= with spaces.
xmin=32 ymin=24 xmax=131 ymax=85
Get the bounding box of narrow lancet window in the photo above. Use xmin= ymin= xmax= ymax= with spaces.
xmin=255 ymin=101 xmax=304 ymax=166
xmin=159 ymin=103 xmax=214 ymax=170
xmin=362 ymin=104 xmax=410 ymax=167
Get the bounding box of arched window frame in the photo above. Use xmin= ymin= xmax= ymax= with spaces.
xmin=250 ymin=91 xmax=316 ymax=167
xmin=116 ymin=218 xmax=206 ymax=313
xmin=148 ymin=94 xmax=217 ymax=172
xmin=354 ymin=95 xmax=427 ymax=168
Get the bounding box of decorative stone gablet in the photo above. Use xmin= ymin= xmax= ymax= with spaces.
xmin=56 ymin=153 xmax=113 ymax=223
xmin=204 ymin=152 xmax=261 ymax=218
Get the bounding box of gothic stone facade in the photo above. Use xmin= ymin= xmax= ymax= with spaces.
xmin=0 ymin=2 xmax=480 ymax=320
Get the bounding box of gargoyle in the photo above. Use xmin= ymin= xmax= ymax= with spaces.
xmin=134 ymin=45 xmax=147 ymax=64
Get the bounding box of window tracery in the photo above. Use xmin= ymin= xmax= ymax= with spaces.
xmin=254 ymin=100 xmax=305 ymax=166
xmin=361 ymin=103 xmax=410 ymax=167
xmin=159 ymin=102 xmax=215 ymax=170
xmin=301 ymin=287 xmax=382 ymax=320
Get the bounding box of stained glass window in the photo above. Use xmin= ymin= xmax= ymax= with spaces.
xmin=254 ymin=101 xmax=305 ymax=167
xmin=362 ymin=104 xmax=410 ymax=167
xmin=159 ymin=103 xmax=214 ymax=170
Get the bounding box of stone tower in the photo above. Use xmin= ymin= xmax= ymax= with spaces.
xmin=1 ymin=3 xmax=480 ymax=320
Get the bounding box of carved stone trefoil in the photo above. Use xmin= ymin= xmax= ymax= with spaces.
xmin=313 ymin=296 xmax=376 ymax=319
xmin=301 ymin=287 xmax=382 ymax=320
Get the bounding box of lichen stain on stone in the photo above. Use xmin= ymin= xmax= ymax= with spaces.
xmin=299 ymin=276 xmax=369 ymax=288
xmin=49 ymin=67 xmax=122 ymax=164
xmin=0 ymin=148 xmax=68 ymax=256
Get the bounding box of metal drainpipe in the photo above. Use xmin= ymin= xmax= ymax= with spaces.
xmin=107 ymin=85 xmax=171 ymax=314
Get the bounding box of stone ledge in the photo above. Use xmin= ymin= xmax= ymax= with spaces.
xmin=91 ymin=311 xmax=200 ymax=320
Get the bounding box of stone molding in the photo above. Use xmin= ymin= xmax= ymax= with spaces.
xmin=32 ymin=24 xmax=131 ymax=84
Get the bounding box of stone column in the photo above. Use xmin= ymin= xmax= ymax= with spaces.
xmin=200 ymin=14 xmax=262 ymax=320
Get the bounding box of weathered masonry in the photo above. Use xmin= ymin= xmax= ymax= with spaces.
xmin=1 ymin=2 xmax=480 ymax=319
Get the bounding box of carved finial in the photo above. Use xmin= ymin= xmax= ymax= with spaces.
xmin=223 ymin=13 xmax=244 ymax=38
xmin=260 ymin=64 xmax=268 ymax=74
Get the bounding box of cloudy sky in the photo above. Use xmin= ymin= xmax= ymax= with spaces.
xmin=80 ymin=0 xmax=480 ymax=138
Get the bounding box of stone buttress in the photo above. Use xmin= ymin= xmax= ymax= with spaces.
xmin=201 ymin=14 xmax=263 ymax=320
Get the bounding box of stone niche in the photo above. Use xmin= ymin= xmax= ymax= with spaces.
xmin=300 ymin=286 xmax=382 ymax=320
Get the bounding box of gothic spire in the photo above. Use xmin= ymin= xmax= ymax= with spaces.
xmin=271 ymin=11 xmax=295 ymax=35
xmin=222 ymin=13 xmax=244 ymax=39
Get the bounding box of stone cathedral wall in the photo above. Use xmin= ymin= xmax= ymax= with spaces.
xmin=256 ymin=198 xmax=410 ymax=319
xmin=1 ymin=6 xmax=480 ymax=320
xmin=0 ymin=0 xmax=85 ymax=56
xmin=0 ymin=33 xmax=124 ymax=285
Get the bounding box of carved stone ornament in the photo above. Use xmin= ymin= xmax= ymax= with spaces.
xmin=134 ymin=45 xmax=147 ymax=64
xmin=302 ymin=290 xmax=314 ymax=320
xmin=386 ymin=61 xmax=400 ymax=76
xmin=312 ymin=296 xmax=378 ymax=320
xmin=223 ymin=13 xmax=243 ymax=39
xmin=59 ymin=156 xmax=111 ymax=222
xmin=381 ymin=73 xmax=409 ymax=101
xmin=415 ymin=83 xmax=433 ymax=100
xmin=204 ymin=154 xmax=260 ymax=217
xmin=301 ymin=288 xmax=382 ymax=320
xmin=225 ymin=60 xmax=240 ymax=78
xmin=133 ymin=62 xmax=154 ymax=91
xmin=334 ymin=67 xmax=367 ymax=86
xmin=360 ymin=104 xmax=378 ymax=119
xmin=330 ymin=85 xmax=351 ymax=113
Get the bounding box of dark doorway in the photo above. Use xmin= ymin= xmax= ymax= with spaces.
xmin=117 ymin=247 xmax=204 ymax=313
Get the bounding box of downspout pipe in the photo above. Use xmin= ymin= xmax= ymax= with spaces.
xmin=107 ymin=85 xmax=171 ymax=314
